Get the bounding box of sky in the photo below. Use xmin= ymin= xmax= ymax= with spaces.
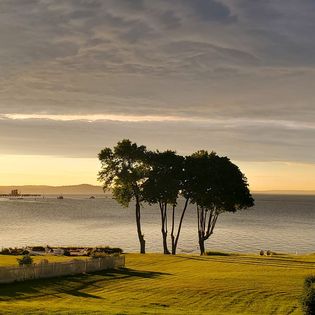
xmin=0 ymin=0 xmax=315 ymax=190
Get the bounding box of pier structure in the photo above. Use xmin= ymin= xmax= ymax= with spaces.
xmin=0 ymin=190 xmax=42 ymax=198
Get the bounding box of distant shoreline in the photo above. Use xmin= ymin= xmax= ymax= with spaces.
xmin=1 ymin=184 xmax=315 ymax=196
xmin=0 ymin=184 xmax=105 ymax=196
xmin=254 ymin=190 xmax=315 ymax=195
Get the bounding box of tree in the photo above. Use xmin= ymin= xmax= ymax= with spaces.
xmin=184 ymin=151 xmax=254 ymax=255
xmin=301 ymin=275 xmax=315 ymax=315
xmin=98 ymin=139 xmax=149 ymax=254
xmin=143 ymin=151 xmax=189 ymax=255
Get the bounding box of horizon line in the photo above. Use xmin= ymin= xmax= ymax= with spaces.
xmin=0 ymin=184 xmax=315 ymax=194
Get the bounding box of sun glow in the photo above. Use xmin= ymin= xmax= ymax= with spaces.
xmin=2 ymin=113 xmax=189 ymax=123
xmin=0 ymin=155 xmax=99 ymax=186
xmin=2 ymin=114 xmax=315 ymax=131
xmin=0 ymin=154 xmax=315 ymax=191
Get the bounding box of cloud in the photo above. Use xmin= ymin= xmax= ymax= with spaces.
xmin=0 ymin=0 xmax=314 ymax=164
xmin=116 ymin=0 xmax=145 ymax=10
xmin=158 ymin=10 xmax=182 ymax=29
xmin=0 ymin=116 xmax=314 ymax=164
xmin=184 ymin=0 xmax=236 ymax=22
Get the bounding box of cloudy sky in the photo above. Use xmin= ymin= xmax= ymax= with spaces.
xmin=0 ymin=0 xmax=314 ymax=190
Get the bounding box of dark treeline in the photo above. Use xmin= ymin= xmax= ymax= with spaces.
xmin=98 ymin=139 xmax=254 ymax=255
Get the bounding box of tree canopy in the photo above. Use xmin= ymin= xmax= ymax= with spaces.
xmin=98 ymin=139 xmax=149 ymax=253
xmin=99 ymin=140 xmax=254 ymax=255
xmin=183 ymin=150 xmax=254 ymax=254
xmin=143 ymin=150 xmax=185 ymax=254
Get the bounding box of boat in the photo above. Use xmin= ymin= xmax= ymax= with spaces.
xmin=57 ymin=195 xmax=64 ymax=200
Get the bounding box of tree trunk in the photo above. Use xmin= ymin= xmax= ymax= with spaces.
xmin=198 ymin=233 xmax=206 ymax=255
xmin=197 ymin=206 xmax=206 ymax=255
xmin=197 ymin=206 xmax=219 ymax=255
xmin=135 ymin=199 xmax=146 ymax=254
xmin=160 ymin=203 xmax=170 ymax=254
xmin=171 ymin=204 xmax=176 ymax=255
xmin=171 ymin=235 xmax=176 ymax=255
xmin=162 ymin=231 xmax=170 ymax=254
xmin=171 ymin=198 xmax=189 ymax=255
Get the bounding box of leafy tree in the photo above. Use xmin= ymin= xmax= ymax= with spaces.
xmin=143 ymin=151 xmax=188 ymax=255
xmin=184 ymin=151 xmax=254 ymax=255
xmin=302 ymin=275 xmax=315 ymax=315
xmin=17 ymin=254 xmax=33 ymax=266
xmin=98 ymin=139 xmax=149 ymax=254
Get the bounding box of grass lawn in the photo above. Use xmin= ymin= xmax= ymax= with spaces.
xmin=0 ymin=255 xmax=85 ymax=267
xmin=0 ymin=253 xmax=315 ymax=314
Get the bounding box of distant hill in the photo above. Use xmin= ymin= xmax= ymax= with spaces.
xmin=0 ymin=184 xmax=106 ymax=195
xmin=1 ymin=185 xmax=314 ymax=196
xmin=254 ymin=190 xmax=315 ymax=195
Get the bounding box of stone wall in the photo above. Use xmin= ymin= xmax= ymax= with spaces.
xmin=0 ymin=255 xmax=125 ymax=284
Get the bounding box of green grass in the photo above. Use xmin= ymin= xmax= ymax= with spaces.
xmin=0 ymin=253 xmax=315 ymax=314
xmin=0 ymin=255 xmax=85 ymax=267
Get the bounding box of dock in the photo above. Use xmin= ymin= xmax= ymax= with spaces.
xmin=0 ymin=189 xmax=42 ymax=198
xmin=0 ymin=194 xmax=42 ymax=197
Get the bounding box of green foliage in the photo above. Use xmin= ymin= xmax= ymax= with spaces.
xmin=0 ymin=248 xmax=10 ymax=255
xmin=142 ymin=150 xmax=186 ymax=254
xmin=0 ymin=247 xmax=29 ymax=255
xmin=90 ymin=247 xmax=123 ymax=257
xmin=183 ymin=150 xmax=254 ymax=212
xmin=305 ymin=276 xmax=315 ymax=289
xmin=99 ymin=140 xmax=254 ymax=255
xmin=98 ymin=139 xmax=148 ymax=253
xmin=143 ymin=150 xmax=184 ymax=205
xmin=302 ymin=275 xmax=315 ymax=315
xmin=63 ymin=249 xmax=71 ymax=256
xmin=98 ymin=139 xmax=149 ymax=207
xmin=181 ymin=150 xmax=217 ymax=205
xmin=182 ymin=150 xmax=254 ymax=254
xmin=90 ymin=251 xmax=107 ymax=259
xmin=16 ymin=254 xmax=33 ymax=266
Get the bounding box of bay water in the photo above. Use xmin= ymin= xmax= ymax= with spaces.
xmin=0 ymin=194 xmax=314 ymax=254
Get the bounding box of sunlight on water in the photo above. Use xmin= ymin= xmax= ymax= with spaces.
xmin=0 ymin=195 xmax=314 ymax=254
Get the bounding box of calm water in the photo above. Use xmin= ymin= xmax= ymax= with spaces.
xmin=0 ymin=194 xmax=314 ymax=254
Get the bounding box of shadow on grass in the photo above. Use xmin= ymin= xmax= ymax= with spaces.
xmin=206 ymin=251 xmax=233 ymax=257
xmin=0 ymin=268 xmax=170 ymax=301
